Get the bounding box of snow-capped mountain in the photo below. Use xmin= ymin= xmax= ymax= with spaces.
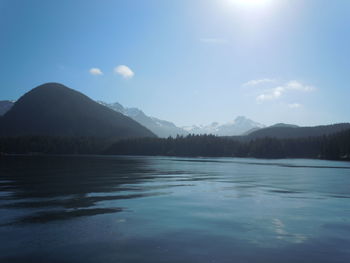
xmin=98 ymin=101 xmax=188 ymax=138
xmin=182 ymin=116 xmax=265 ymax=136
xmin=99 ymin=101 xmax=265 ymax=137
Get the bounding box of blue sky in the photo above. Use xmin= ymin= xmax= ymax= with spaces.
xmin=1 ymin=0 xmax=349 ymax=126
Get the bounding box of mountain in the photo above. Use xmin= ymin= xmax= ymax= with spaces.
xmin=0 ymin=83 xmax=155 ymax=138
xmin=242 ymin=123 xmax=298 ymax=136
xmin=0 ymin=100 xmax=14 ymax=115
xmin=99 ymin=102 xmax=188 ymax=138
xmin=245 ymin=123 xmax=350 ymax=140
xmin=182 ymin=116 xmax=265 ymax=136
xmin=269 ymin=123 xmax=299 ymax=128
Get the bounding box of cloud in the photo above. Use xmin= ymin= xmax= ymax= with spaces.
xmin=200 ymin=38 xmax=228 ymax=44
xmin=89 ymin=68 xmax=103 ymax=76
xmin=288 ymin=103 xmax=302 ymax=109
xmin=243 ymin=78 xmax=276 ymax=87
xmin=114 ymin=65 xmax=134 ymax=79
xmin=256 ymin=80 xmax=315 ymax=102
xmin=285 ymin=80 xmax=315 ymax=92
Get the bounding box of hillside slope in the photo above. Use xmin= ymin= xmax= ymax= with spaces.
xmin=0 ymin=83 xmax=155 ymax=139
xmin=245 ymin=123 xmax=350 ymax=140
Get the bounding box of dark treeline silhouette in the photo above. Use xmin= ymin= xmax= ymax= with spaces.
xmin=106 ymin=130 xmax=350 ymax=160
xmin=0 ymin=129 xmax=349 ymax=160
xmin=0 ymin=136 xmax=109 ymax=155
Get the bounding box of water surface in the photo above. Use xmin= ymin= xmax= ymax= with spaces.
xmin=0 ymin=156 xmax=349 ymax=262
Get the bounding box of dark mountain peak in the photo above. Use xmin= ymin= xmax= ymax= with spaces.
xmin=15 ymin=83 xmax=89 ymax=106
xmin=0 ymin=83 xmax=155 ymax=138
xmin=35 ymin=82 xmax=68 ymax=90
xmin=22 ymin=82 xmax=78 ymax=98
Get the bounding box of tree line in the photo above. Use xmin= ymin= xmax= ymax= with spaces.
xmin=106 ymin=130 xmax=350 ymax=160
xmin=0 ymin=136 xmax=109 ymax=155
xmin=0 ymin=129 xmax=349 ymax=161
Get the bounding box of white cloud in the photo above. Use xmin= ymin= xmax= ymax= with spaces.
xmin=285 ymin=80 xmax=315 ymax=92
xmin=243 ymin=78 xmax=276 ymax=87
xmin=200 ymin=38 xmax=228 ymax=44
xmin=89 ymin=68 xmax=103 ymax=76
xmin=114 ymin=65 xmax=134 ymax=79
xmin=256 ymin=80 xmax=315 ymax=102
xmin=288 ymin=103 xmax=302 ymax=109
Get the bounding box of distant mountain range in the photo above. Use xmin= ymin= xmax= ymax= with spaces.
xmin=98 ymin=102 xmax=188 ymax=138
xmin=0 ymin=83 xmax=155 ymax=138
xmin=99 ymin=102 xmax=266 ymax=137
xmin=1 ymin=84 xmax=349 ymax=140
xmin=182 ymin=116 xmax=265 ymax=136
xmin=2 ymin=97 xmax=265 ymax=138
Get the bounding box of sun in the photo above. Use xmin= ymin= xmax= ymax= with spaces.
xmin=228 ymin=0 xmax=273 ymax=9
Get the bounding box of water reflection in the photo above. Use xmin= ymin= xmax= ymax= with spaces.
xmin=272 ymin=218 xmax=308 ymax=244
xmin=0 ymin=156 xmax=350 ymax=263
xmin=0 ymin=156 xmax=171 ymax=225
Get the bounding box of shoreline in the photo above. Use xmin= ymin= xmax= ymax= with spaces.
xmin=1 ymin=152 xmax=349 ymax=163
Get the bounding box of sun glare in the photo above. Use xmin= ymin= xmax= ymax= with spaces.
xmin=228 ymin=0 xmax=273 ymax=9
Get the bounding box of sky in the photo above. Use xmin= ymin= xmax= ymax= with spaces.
xmin=1 ymin=0 xmax=350 ymax=127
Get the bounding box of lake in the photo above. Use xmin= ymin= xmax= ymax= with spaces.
xmin=0 ymin=155 xmax=350 ymax=263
